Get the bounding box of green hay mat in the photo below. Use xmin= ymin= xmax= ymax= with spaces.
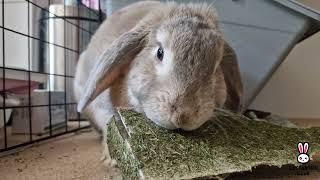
xmin=107 ymin=109 xmax=320 ymax=179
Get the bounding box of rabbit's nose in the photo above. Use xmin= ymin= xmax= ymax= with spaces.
xmin=170 ymin=104 xmax=177 ymax=112
xmin=173 ymin=113 xmax=189 ymax=128
xmin=178 ymin=113 xmax=187 ymax=123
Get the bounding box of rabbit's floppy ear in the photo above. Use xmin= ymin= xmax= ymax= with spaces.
xmin=304 ymin=142 xmax=309 ymax=153
xmin=220 ymin=41 xmax=243 ymax=112
xmin=298 ymin=142 xmax=304 ymax=153
xmin=77 ymin=25 xmax=150 ymax=112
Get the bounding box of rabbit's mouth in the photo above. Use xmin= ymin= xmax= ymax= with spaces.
xmin=143 ymin=110 xmax=177 ymax=130
xmin=151 ymin=118 xmax=178 ymax=130
xmin=152 ymin=119 xmax=177 ymax=130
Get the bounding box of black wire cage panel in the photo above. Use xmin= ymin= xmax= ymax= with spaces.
xmin=0 ymin=0 xmax=104 ymax=153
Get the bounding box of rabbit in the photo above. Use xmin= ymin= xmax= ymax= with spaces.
xmin=74 ymin=1 xmax=243 ymax=134
xmin=297 ymin=142 xmax=310 ymax=164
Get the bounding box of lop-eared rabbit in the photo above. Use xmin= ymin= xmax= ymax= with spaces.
xmin=74 ymin=1 xmax=243 ymax=135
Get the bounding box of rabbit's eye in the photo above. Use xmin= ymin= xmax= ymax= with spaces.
xmin=157 ymin=47 xmax=164 ymax=61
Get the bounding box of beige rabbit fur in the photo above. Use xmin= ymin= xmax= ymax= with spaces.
xmin=74 ymin=1 xmax=243 ymax=133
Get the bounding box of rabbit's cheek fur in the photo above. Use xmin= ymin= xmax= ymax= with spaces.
xmin=127 ymin=53 xmax=156 ymax=110
xmin=127 ymin=89 xmax=143 ymax=113
xmin=127 ymin=57 xmax=177 ymax=129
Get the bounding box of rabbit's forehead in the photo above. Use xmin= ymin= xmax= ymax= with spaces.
xmin=151 ymin=17 xmax=224 ymax=88
xmin=157 ymin=22 xmax=221 ymax=79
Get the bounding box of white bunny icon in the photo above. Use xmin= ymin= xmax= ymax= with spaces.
xmin=297 ymin=142 xmax=310 ymax=164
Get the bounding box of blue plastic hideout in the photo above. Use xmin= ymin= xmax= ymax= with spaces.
xmin=106 ymin=0 xmax=320 ymax=110
xmin=176 ymin=0 xmax=320 ymax=110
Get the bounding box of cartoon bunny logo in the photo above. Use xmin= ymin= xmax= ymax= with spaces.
xmin=297 ymin=142 xmax=310 ymax=164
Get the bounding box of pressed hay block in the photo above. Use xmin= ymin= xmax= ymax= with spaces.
xmin=107 ymin=109 xmax=320 ymax=179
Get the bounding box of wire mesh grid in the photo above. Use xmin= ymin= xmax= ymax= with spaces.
xmin=0 ymin=0 xmax=103 ymax=153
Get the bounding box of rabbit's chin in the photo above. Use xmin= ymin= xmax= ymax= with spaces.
xmin=151 ymin=119 xmax=177 ymax=130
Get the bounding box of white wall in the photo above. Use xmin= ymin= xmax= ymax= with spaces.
xmin=0 ymin=0 xmax=29 ymax=70
xmin=251 ymin=0 xmax=320 ymax=118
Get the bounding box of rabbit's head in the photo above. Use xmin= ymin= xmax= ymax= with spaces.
xmin=297 ymin=142 xmax=310 ymax=164
xmin=77 ymin=3 xmax=227 ymax=131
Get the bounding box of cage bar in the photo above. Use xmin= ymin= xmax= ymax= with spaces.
xmin=0 ymin=0 xmax=103 ymax=153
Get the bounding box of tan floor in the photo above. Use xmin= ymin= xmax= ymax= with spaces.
xmin=0 ymin=118 xmax=320 ymax=180
xmin=0 ymin=121 xmax=90 ymax=149
xmin=0 ymin=129 xmax=121 ymax=180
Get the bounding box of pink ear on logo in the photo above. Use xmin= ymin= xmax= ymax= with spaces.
xmin=298 ymin=142 xmax=304 ymax=153
xmin=304 ymin=143 xmax=309 ymax=153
